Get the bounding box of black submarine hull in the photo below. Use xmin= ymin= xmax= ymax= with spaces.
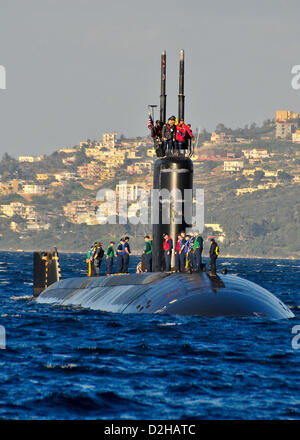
xmin=152 ymin=156 xmax=193 ymax=272
xmin=35 ymin=272 xmax=294 ymax=319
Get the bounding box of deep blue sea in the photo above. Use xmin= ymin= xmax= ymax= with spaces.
xmin=0 ymin=251 xmax=299 ymax=420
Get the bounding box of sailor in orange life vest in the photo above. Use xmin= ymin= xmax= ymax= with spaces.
xmin=163 ymin=233 xmax=173 ymax=272
xmin=175 ymin=118 xmax=194 ymax=154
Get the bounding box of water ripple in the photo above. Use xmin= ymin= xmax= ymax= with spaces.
xmin=0 ymin=252 xmax=299 ymax=419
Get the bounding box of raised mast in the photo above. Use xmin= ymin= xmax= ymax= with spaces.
xmin=160 ymin=50 xmax=167 ymax=124
xmin=178 ymin=49 xmax=185 ymax=121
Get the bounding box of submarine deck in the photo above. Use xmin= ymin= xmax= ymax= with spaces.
xmin=36 ymin=271 xmax=293 ymax=319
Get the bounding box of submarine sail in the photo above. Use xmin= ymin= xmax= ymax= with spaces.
xmin=152 ymin=49 xmax=193 ymax=272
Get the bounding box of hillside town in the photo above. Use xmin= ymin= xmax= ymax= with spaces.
xmin=0 ymin=110 xmax=299 ymax=257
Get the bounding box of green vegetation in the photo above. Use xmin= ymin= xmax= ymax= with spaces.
xmin=214 ymin=119 xmax=275 ymax=140
xmin=205 ymin=184 xmax=300 ymax=257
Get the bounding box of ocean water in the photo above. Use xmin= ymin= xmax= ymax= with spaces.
xmin=0 ymin=251 xmax=299 ymax=420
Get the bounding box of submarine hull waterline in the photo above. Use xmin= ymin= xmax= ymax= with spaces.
xmin=36 ymin=272 xmax=294 ymax=319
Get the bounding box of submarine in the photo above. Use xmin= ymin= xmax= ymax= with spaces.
xmin=32 ymin=50 xmax=294 ymax=320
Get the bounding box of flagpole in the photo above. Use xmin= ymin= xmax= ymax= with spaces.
xmin=148 ymin=104 xmax=158 ymax=122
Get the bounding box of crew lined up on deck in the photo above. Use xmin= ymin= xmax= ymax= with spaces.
xmin=168 ymin=231 xmax=204 ymax=273
xmin=86 ymin=233 xmax=219 ymax=276
xmin=148 ymin=115 xmax=194 ymax=157
xmin=171 ymin=231 xmax=218 ymax=276
xmin=86 ymin=237 xmax=131 ymax=277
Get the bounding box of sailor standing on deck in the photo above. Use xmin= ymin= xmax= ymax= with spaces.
xmin=116 ymin=238 xmax=124 ymax=273
xmin=179 ymin=232 xmax=186 ymax=272
xmin=209 ymin=238 xmax=220 ymax=276
xmin=86 ymin=242 xmax=97 ymax=277
xmin=175 ymin=234 xmax=182 ymax=272
xmin=144 ymin=235 xmax=152 ymax=272
xmin=192 ymin=231 xmax=203 ymax=270
xmin=94 ymin=242 xmax=104 ymax=276
xmin=184 ymin=234 xmax=193 ymax=271
xmin=106 ymin=241 xmax=115 ymax=276
xmin=122 ymin=236 xmax=131 ymax=274
xmin=163 ymin=233 xmax=173 ymax=272
xmin=188 ymin=235 xmax=195 ymax=268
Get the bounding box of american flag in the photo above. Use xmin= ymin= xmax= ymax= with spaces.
xmin=147 ymin=113 xmax=154 ymax=130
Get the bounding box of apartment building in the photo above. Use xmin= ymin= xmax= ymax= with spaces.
xmin=18 ymin=155 xmax=42 ymax=163
xmin=292 ymin=130 xmax=300 ymax=143
xmin=54 ymin=171 xmax=77 ymax=182
xmin=115 ymin=183 xmax=144 ymax=202
xmin=102 ymin=132 xmax=117 ymax=148
xmin=126 ymin=162 xmax=152 ymax=174
xmin=275 ymin=110 xmax=299 ymax=139
xmin=36 ymin=173 xmax=50 ymax=181
xmin=211 ymin=132 xmax=236 ymax=144
xmin=77 ymin=161 xmax=102 ymax=179
xmin=242 ymin=148 xmax=269 ymax=160
xmin=63 ymin=200 xmax=95 ymax=224
xmin=223 ymin=160 xmax=244 ymax=172
xmin=0 ymin=202 xmax=37 ymax=220
xmin=22 ymin=184 xmax=46 ymax=194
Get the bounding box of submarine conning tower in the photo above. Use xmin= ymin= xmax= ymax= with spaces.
xmin=152 ymin=50 xmax=194 ymax=272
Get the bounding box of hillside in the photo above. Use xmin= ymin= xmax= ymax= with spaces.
xmin=0 ymin=123 xmax=299 ymax=257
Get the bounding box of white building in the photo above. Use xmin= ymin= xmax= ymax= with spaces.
xmin=126 ymin=162 xmax=152 ymax=174
xmin=116 ymin=183 xmax=144 ymax=202
xmin=242 ymin=149 xmax=269 ymax=160
xmin=211 ymin=132 xmax=236 ymax=144
xmin=59 ymin=147 xmax=79 ymax=154
xmin=223 ymin=160 xmax=244 ymax=172
xmin=102 ymin=132 xmax=117 ymax=145
xmin=18 ymin=156 xmax=42 ymax=163
xmin=54 ymin=172 xmax=77 ymax=182
xmin=63 ymin=200 xmax=95 ymax=224
xmin=292 ymin=130 xmax=300 ymax=143
xmin=27 ymin=220 xmax=50 ymax=230
xmin=0 ymin=202 xmax=36 ymax=220
xmin=22 ymin=184 xmax=46 ymax=194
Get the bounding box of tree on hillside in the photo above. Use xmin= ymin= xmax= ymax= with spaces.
xmin=277 ymin=171 xmax=293 ymax=183
xmin=0 ymin=152 xmax=19 ymax=177
xmin=252 ymin=170 xmax=265 ymax=185
xmin=215 ymin=123 xmax=228 ymax=133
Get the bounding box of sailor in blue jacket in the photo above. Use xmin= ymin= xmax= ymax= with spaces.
xmin=116 ymin=238 xmax=124 ymax=273
xmin=122 ymin=236 xmax=131 ymax=273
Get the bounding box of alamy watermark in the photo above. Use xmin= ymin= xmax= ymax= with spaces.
xmin=291 ymin=65 xmax=300 ymax=90
xmin=0 ymin=65 xmax=6 ymax=90
xmin=291 ymin=325 xmax=300 ymax=350
xmin=95 ymin=181 xmax=204 ymax=232
xmin=0 ymin=325 xmax=6 ymax=349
